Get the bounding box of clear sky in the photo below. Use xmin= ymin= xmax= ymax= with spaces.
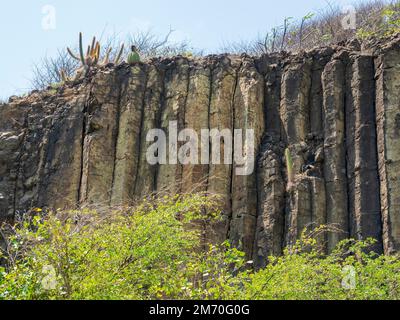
xmin=0 ymin=0 xmax=354 ymax=100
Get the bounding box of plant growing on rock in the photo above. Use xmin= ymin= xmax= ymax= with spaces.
xmin=31 ymin=29 xmax=192 ymax=90
xmin=285 ymin=148 xmax=295 ymax=190
xmin=281 ymin=17 xmax=293 ymax=51
xmin=127 ymin=45 xmax=141 ymax=65
xmin=67 ymin=33 xmax=100 ymax=69
xmin=59 ymin=69 xmax=71 ymax=83
xmin=381 ymin=7 xmax=400 ymax=36
xmin=299 ymin=12 xmax=315 ymax=49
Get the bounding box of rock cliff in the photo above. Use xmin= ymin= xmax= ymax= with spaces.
xmin=2 ymin=37 xmax=400 ymax=267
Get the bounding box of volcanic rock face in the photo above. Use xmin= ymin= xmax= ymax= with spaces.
xmin=2 ymin=38 xmax=400 ymax=267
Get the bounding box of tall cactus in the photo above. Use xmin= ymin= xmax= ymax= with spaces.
xmin=67 ymin=33 xmax=100 ymax=69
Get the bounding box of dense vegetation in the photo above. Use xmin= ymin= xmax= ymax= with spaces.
xmin=1 ymin=194 xmax=399 ymax=300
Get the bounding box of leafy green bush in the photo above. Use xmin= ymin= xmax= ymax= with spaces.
xmin=241 ymin=231 xmax=400 ymax=300
xmin=357 ymin=3 xmax=400 ymax=39
xmin=0 ymin=194 xmax=244 ymax=300
xmin=1 ymin=195 xmax=400 ymax=300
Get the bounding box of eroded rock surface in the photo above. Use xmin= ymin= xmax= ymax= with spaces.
xmin=3 ymin=37 xmax=400 ymax=266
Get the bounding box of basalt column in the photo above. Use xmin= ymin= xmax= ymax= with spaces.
xmin=111 ymin=65 xmax=147 ymax=205
xmin=156 ymin=58 xmax=191 ymax=194
xmin=207 ymin=56 xmax=240 ymax=245
xmin=254 ymin=59 xmax=285 ymax=268
xmin=375 ymin=44 xmax=400 ymax=255
xmin=346 ymin=54 xmax=382 ymax=253
xmin=280 ymin=58 xmax=313 ymax=247
xmin=229 ymin=57 xmax=265 ymax=259
xmin=322 ymin=53 xmax=349 ymax=252
xmin=79 ymin=70 xmax=122 ymax=206
xmin=134 ymin=63 xmax=165 ymax=198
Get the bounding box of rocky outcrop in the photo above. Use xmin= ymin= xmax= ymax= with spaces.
xmin=3 ymin=37 xmax=400 ymax=267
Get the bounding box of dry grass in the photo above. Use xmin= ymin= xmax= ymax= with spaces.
xmin=30 ymin=28 xmax=194 ymax=91
xmin=221 ymin=0 xmax=400 ymax=55
xmin=29 ymin=0 xmax=400 ymax=91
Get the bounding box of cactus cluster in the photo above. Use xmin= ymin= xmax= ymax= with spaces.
xmin=66 ymin=32 xmax=125 ymax=81
xmin=59 ymin=69 xmax=70 ymax=83
xmin=285 ymin=148 xmax=295 ymax=189
xmin=61 ymin=33 xmax=144 ymax=83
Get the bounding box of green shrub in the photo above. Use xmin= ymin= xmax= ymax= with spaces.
xmin=1 ymin=195 xmax=400 ymax=300
xmin=241 ymin=232 xmax=400 ymax=300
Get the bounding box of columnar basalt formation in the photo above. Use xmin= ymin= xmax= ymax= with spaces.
xmin=2 ymin=37 xmax=400 ymax=267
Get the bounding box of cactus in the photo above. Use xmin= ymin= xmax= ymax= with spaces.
xmin=285 ymin=148 xmax=295 ymax=188
xmin=114 ymin=43 xmax=125 ymax=65
xmin=67 ymin=33 xmax=99 ymax=69
xmin=127 ymin=46 xmax=141 ymax=65
xmin=102 ymin=47 xmax=112 ymax=65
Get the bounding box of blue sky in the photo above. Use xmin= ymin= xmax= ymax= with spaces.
xmin=0 ymin=0 xmax=354 ymax=99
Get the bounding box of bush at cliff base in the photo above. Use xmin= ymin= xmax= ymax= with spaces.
xmin=1 ymin=194 xmax=400 ymax=300
xmin=0 ymin=194 xmax=245 ymax=300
